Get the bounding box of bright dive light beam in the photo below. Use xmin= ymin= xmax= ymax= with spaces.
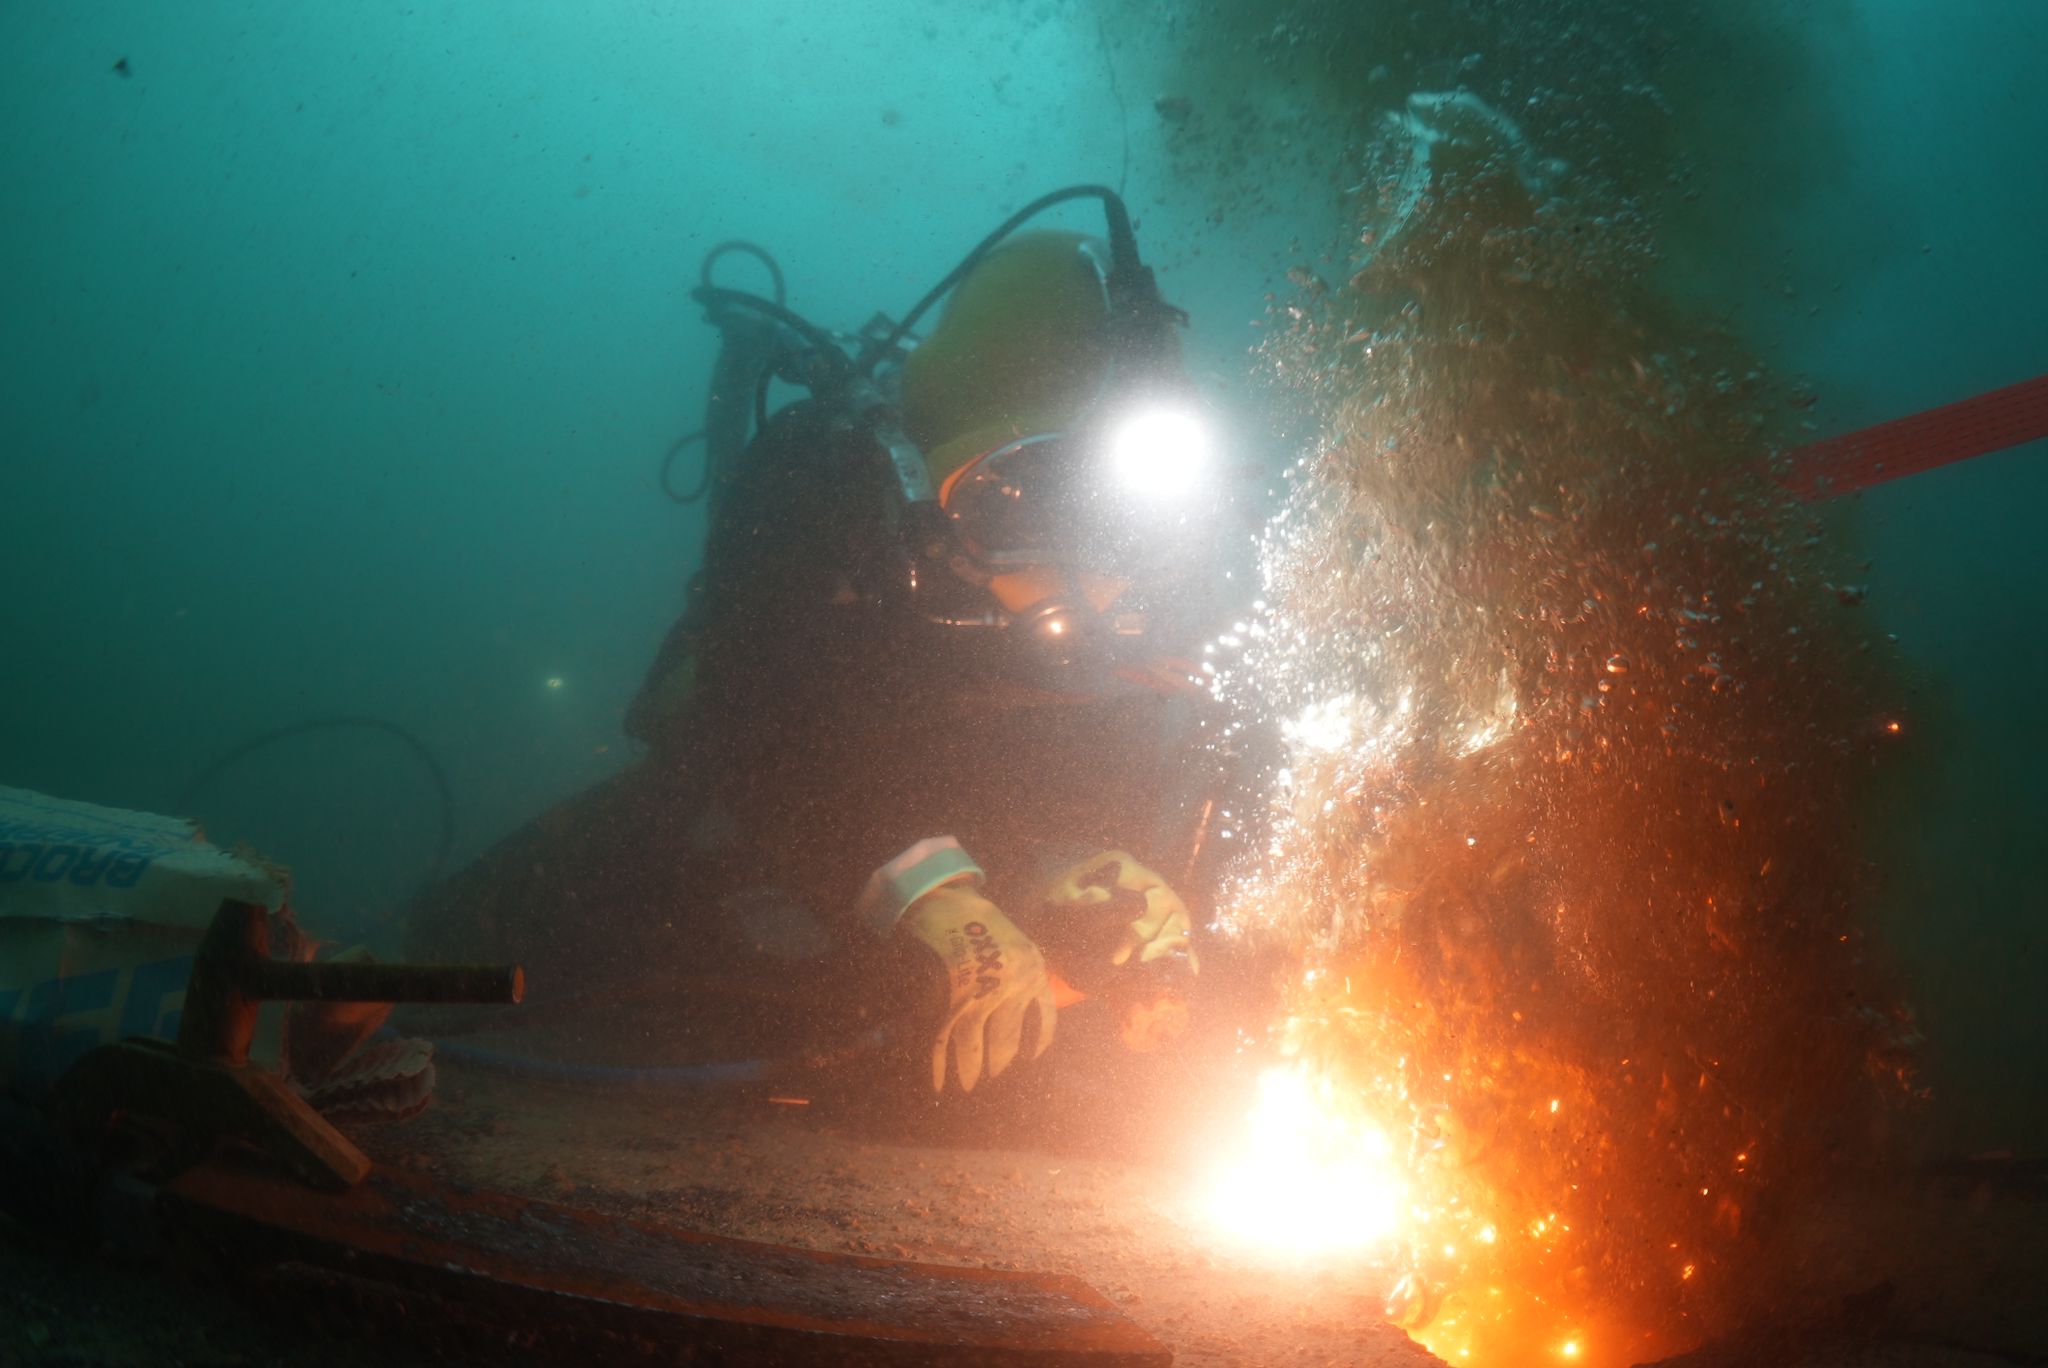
xmin=1108 ymin=406 xmax=1212 ymax=496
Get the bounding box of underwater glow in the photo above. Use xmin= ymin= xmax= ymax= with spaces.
xmin=1205 ymin=80 xmax=1916 ymax=1367
xmin=1281 ymin=694 xmax=1360 ymax=754
xmin=1190 ymin=992 xmax=1656 ymax=1367
xmin=1202 ymin=1064 xmax=1405 ymax=1256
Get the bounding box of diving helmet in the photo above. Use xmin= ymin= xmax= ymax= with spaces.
xmin=893 ymin=230 xmax=1219 ymax=680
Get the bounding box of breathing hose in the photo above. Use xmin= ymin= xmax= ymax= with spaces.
xmin=698 ymin=238 xmax=786 ymax=305
xmin=856 ymin=183 xmax=1149 ymax=373
xmin=660 ymin=429 xmax=710 ymax=503
xmin=656 ymin=184 xmax=1170 ymax=510
xmin=176 ymin=716 xmax=456 ymax=895
xmin=679 ymin=184 xmax=1159 ymax=399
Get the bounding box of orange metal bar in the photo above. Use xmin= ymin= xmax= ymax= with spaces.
xmin=1780 ymin=372 xmax=2048 ymax=500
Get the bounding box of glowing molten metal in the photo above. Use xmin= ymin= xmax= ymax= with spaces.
xmin=1203 ymin=1065 xmax=1405 ymax=1256
xmin=1199 ymin=1038 xmax=1608 ymax=1366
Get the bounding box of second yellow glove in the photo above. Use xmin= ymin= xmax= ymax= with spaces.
xmin=1042 ymin=849 xmax=1200 ymax=974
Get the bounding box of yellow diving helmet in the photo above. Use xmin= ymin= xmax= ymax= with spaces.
xmin=890 ymin=224 xmax=1216 ymax=678
xmin=900 ymin=230 xmax=1120 ymax=490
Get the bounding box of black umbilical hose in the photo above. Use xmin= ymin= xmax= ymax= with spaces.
xmin=752 ymin=345 xmax=823 ymax=436
xmin=175 ymin=716 xmax=456 ymax=895
xmin=657 ymin=242 xmax=798 ymax=504
xmin=689 ymin=186 xmax=1150 ymax=388
xmin=659 ymin=188 xmax=1163 ymax=504
xmin=856 ymin=183 xmax=1147 ymax=375
xmin=698 ymin=239 xmax=785 ymax=305
xmin=660 ymin=429 xmax=710 ymax=503
xmin=690 ymin=287 xmax=849 ymax=379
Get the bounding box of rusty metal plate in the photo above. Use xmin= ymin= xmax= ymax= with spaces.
xmin=161 ymin=1156 xmax=1171 ymax=1366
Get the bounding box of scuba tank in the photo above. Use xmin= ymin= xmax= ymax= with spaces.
xmin=633 ymin=242 xmax=862 ymax=741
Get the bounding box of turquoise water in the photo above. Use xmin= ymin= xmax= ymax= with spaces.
xmin=2 ymin=0 xmax=2042 ymax=1190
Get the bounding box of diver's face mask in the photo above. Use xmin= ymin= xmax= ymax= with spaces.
xmin=917 ymin=400 xmax=1222 ymax=680
xmin=945 ymin=405 xmax=1217 ymax=569
xmin=850 ymin=187 xmax=1217 ymax=686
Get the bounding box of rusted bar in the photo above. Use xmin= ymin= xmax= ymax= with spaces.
xmin=247 ymin=959 xmax=525 ymax=1006
xmin=51 ymin=900 xmax=527 ymax=1190
xmin=179 ymin=900 xmax=522 ymax=1066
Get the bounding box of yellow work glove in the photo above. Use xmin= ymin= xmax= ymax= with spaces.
xmin=1043 ymin=850 xmax=1200 ymax=974
xmin=899 ymin=883 xmax=1057 ymax=1093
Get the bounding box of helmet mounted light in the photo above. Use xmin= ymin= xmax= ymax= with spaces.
xmin=879 ymin=189 xmax=1208 ymax=684
xmin=1106 ymin=404 xmax=1213 ymax=499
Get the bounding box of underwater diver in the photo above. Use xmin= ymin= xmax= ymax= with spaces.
xmin=406 ymin=188 xmax=1236 ymax=1095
